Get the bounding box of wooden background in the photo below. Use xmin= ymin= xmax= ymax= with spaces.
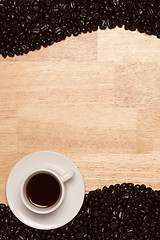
xmin=0 ymin=28 xmax=160 ymax=204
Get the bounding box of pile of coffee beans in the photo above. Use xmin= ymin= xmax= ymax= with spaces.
xmin=0 ymin=0 xmax=160 ymax=58
xmin=1 ymin=183 xmax=160 ymax=239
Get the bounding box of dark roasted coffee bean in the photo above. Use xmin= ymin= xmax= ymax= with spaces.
xmin=1 ymin=183 xmax=160 ymax=239
xmin=0 ymin=0 xmax=160 ymax=58
xmin=99 ymin=20 xmax=108 ymax=30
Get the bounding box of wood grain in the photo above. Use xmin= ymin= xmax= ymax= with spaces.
xmin=0 ymin=27 xmax=160 ymax=204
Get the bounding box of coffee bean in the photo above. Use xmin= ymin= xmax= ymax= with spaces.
xmin=1 ymin=0 xmax=160 ymax=58
xmin=0 ymin=183 xmax=160 ymax=239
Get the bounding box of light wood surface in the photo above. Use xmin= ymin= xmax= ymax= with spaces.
xmin=0 ymin=28 xmax=160 ymax=205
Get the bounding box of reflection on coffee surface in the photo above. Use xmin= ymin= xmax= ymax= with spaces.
xmin=26 ymin=173 xmax=61 ymax=208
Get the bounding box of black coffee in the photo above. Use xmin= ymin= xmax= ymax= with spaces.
xmin=26 ymin=173 xmax=61 ymax=208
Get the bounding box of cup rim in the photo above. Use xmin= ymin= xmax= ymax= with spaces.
xmin=20 ymin=168 xmax=65 ymax=214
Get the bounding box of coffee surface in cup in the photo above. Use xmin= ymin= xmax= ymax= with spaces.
xmin=26 ymin=173 xmax=61 ymax=208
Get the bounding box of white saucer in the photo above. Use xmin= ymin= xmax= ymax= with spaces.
xmin=6 ymin=151 xmax=85 ymax=230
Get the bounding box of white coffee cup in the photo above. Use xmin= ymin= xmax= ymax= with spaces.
xmin=20 ymin=168 xmax=75 ymax=214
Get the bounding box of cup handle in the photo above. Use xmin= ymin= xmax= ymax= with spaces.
xmin=60 ymin=170 xmax=75 ymax=183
